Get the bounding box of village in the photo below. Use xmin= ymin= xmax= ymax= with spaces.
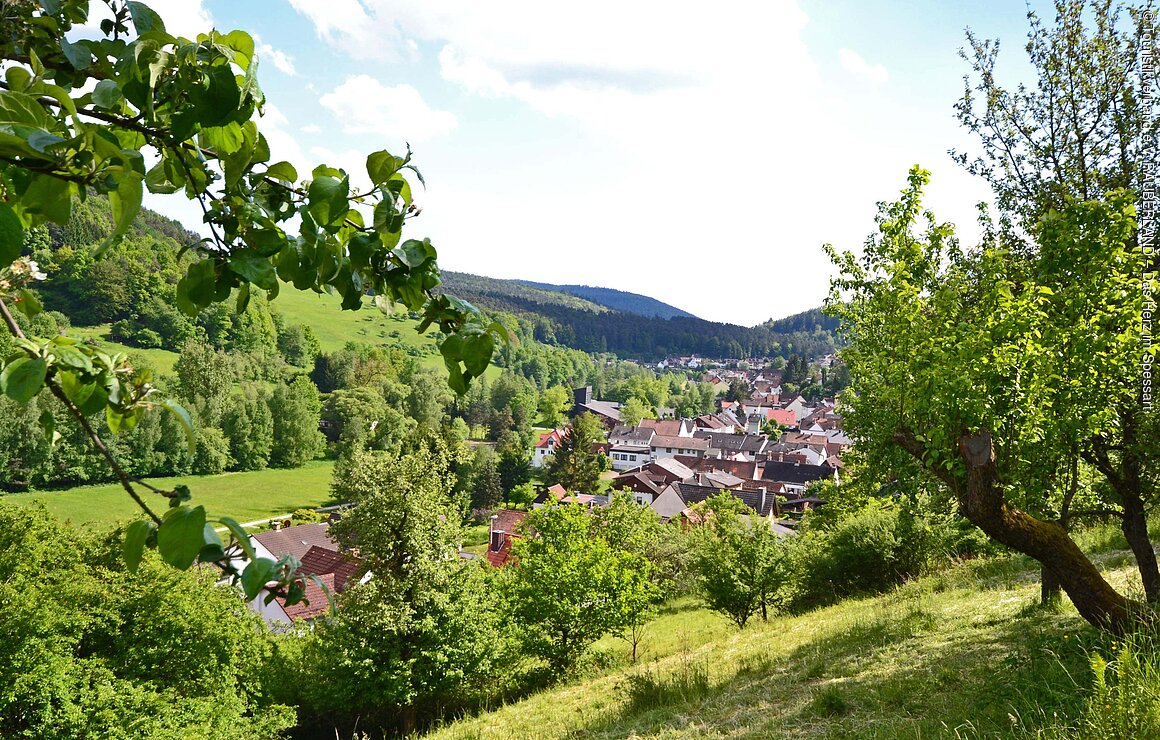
xmin=241 ymin=364 xmax=850 ymax=627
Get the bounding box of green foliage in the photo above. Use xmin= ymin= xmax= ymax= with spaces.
xmin=505 ymin=503 xmax=659 ymax=673
xmin=298 ymin=445 xmax=504 ymax=734
xmin=192 ymin=425 xmax=231 ymax=475
xmin=221 ymin=385 xmax=273 ymax=471
xmin=0 ymin=504 xmax=294 ymax=738
xmin=544 ymin=412 xmax=604 ymax=497
xmin=270 ymin=375 xmax=324 ymax=467
xmin=692 ymin=493 xmax=787 ymax=628
xmin=618 ymin=396 xmax=653 ymax=427
xmin=1073 ymin=629 xmax=1160 ymax=739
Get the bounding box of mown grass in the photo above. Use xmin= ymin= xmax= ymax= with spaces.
xmin=428 ymin=542 xmax=1149 ymax=739
xmin=68 ymin=324 xmax=180 ymax=375
xmin=0 ymin=460 xmax=338 ymax=528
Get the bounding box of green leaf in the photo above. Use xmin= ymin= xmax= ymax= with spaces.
xmin=160 ymin=398 xmax=196 ymax=455
xmin=38 ymin=407 xmax=61 ymax=447
xmin=127 ymin=1 xmax=166 ymax=34
xmin=241 ymin=557 xmax=277 ymax=600
xmin=0 ymin=202 xmax=25 ymax=265
xmin=395 ymin=238 xmax=434 ymax=268
xmin=1 ymin=357 xmax=47 ymax=403
xmin=265 ymin=161 xmax=297 ymax=182
xmin=199 ymin=523 xmax=226 ymax=562
xmin=220 ymin=516 xmax=256 ymax=561
xmin=123 ymin=520 xmax=156 ymax=573
xmin=15 ymin=288 xmax=42 ymax=319
xmin=228 ymin=250 xmax=278 ymax=290
xmin=59 ymin=38 xmax=91 ymax=70
xmin=307 ymin=174 xmax=349 ymax=227
xmin=91 ymin=79 xmax=123 ymax=109
xmin=156 ymin=505 xmax=207 ymax=570
xmin=366 ymin=150 xmax=404 ymax=185
xmin=101 ymin=173 xmax=143 ymax=253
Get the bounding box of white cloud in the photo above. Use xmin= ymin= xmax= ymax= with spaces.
xmin=138 ymin=0 xmax=214 ymax=39
xmin=254 ymin=35 xmax=297 ymax=76
xmin=281 ymin=0 xmax=987 ymax=324
xmin=319 ymin=76 xmax=457 ymax=143
xmin=838 ymin=48 xmax=889 ymax=85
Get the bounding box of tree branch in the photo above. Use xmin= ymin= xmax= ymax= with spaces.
xmin=0 ymin=294 xmax=162 ymax=525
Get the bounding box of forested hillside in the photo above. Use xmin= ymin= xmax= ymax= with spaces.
xmin=516 ymin=280 xmax=697 ymax=319
xmin=440 ymin=272 xmax=837 ymax=361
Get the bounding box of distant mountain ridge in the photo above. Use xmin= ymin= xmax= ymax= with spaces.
xmin=438 ymin=271 xmax=839 ymax=362
xmin=514 ymin=281 xmax=698 ymax=320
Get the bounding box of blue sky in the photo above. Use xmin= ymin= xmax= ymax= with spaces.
xmin=138 ymin=0 xmax=1053 ymax=325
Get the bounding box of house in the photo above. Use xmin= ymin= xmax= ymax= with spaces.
xmin=244 ymin=523 xmax=364 ymax=627
xmin=609 ymin=458 xmax=696 ymax=505
xmin=608 ymin=425 xmax=655 ymax=471
xmin=532 ymin=429 xmax=565 ymax=468
xmin=269 ymin=546 xmax=364 ymax=623
xmin=486 ymin=509 xmax=528 ymax=567
xmin=651 ymin=481 xmax=785 ymax=521
xmin=649 ymin=434 xmax=709 ymax=461
xmin=532 ymin=483 xmax=569 ymax=509
xmin=638 ymin=418 xmax=695 ymax=437
xmin=570 ymin=386 xmax=622 ymax=429
xmin=694 ymin=431 xmax=770 ymax=460
xmin=760 ymin=459 xmax=837 ymax=496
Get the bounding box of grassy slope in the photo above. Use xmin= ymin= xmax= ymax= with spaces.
xmin=4 ymin=461 xmax=337 ymax=529
xmin=430 ymin=547 xmax=1143 ymax=739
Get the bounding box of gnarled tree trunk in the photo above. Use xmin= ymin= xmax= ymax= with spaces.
xmin=896 ymin=428 xmax=1136 ymax=634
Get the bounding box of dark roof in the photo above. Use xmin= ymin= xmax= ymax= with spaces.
xmin=253 ymin=523 xmax=336 ymax=561
xmin=761 ymin=460 xmax=835 ymax=485
xmin=651 ymin=435 xmax=709 ymax=451
xmin=610 ymin=425 xmax=655 ymax=444
xmin=673 ymin=455 xmax=761 ymax=480
xmin=693 ymin=432 xmax=768 ymax=453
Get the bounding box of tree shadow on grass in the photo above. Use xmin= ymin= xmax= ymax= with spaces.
xmin=576 ymin=592 xmax=1101 ymax=739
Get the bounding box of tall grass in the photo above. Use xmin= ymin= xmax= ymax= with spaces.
xmin=621 ymin=655 xmax=711 ymax=711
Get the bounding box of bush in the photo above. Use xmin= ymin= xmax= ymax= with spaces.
xmin=786 ymin=501 xmax=951 ymax=609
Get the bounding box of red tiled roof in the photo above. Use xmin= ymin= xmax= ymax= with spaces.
xmin=492 ymin=508 xmax=527 ymax=533
xmin=278 ymin=545 xmax=363 ymax=621
xmin=252 ymin=523 xmax=336 ymax=561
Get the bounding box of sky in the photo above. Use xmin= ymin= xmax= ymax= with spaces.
xmin=131 ymin=0 xmax=1048 ymax=326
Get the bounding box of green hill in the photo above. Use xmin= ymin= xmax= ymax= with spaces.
xmin=515 ymin=280 xmax=698 ymax=319
xmin=428 ymin=546 xmax=1138 ymax=739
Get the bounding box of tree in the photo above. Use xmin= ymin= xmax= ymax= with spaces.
xmin=299 ymin=446 xmax=503 ymax=735
xmin=691 ymin=493 xmax=786 ymax=628
xmin=495 ymin=431 xmax=532 ymax=495
xmin=544 ymin=412 xmax=604 ymax=496
xmin=537 ymin=384 xmax=571 ymax=427
xmin=826 ymin=167 xmax=1146 ymax=632
xmin=954 ymin=0 xmax=1160 ymax=604
xmin=469 ymin=447 xmax=504 ymax=513
xmin=221 ymin=385 xmax=273 ymax=471
xmin=275 ymin=323 xmax=320 ymax=368
xmin=173 ymin=339 xmax=233 ymax=426
xmin=953 ymin=0 xmax=1154 ymax=232
xmin=618 ymin=396 xmax=653 ymax=427
xmin=505 ymin=503 xmax=656 ymax=672
xmin=725 ymin=377 xmax=750 ymax=404
xmin=0 ymin=0 xmax=500 ymax=593
xmin=269 ymin=376 xmax=324 ymax=467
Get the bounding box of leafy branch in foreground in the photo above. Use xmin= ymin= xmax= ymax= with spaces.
xmin=0 ymin=0 xmax=505 ymax=597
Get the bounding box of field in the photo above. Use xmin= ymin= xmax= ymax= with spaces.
xmin=66 ymin=287 xmax=501 ymax=380
xmin=2 ymin=461 xmax=337 ymax=529
xmin=428 ymin=541 xmax=1144 ymax=739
